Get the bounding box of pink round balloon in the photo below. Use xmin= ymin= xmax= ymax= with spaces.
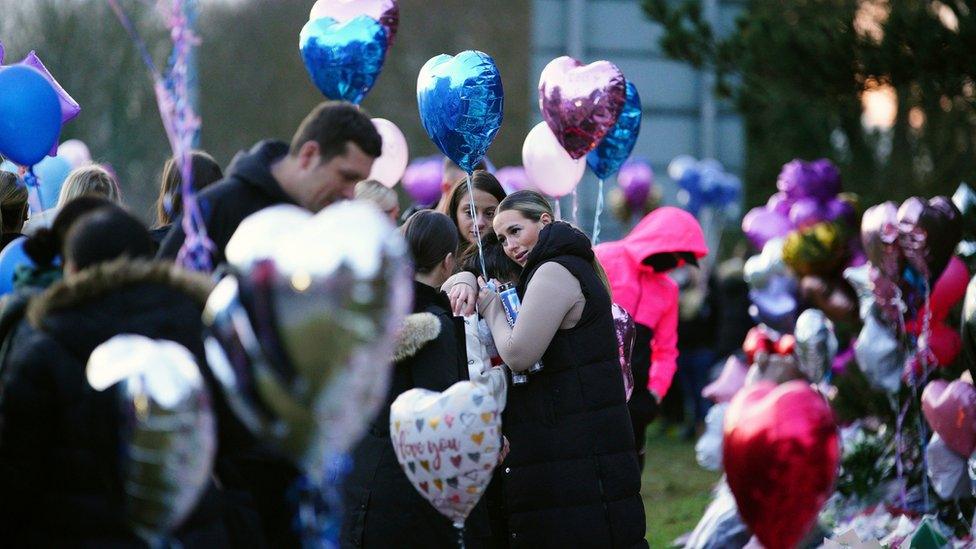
xmin=538 ymin=56 xmax=626 ymax=159
xmin=522 ymin=122 xmax=585 ymax=198
xmin=496 ymin=166 xmax=531 ymax=193
xmin=57 ymin=139 xmax=91 ymax=169
xmin=368 ymin=118 xmax=408 ymax=188
xmin=310 ymin=0 xmax=399 ymax=47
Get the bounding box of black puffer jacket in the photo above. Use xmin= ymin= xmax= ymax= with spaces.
xmin=157 ymin=140 xmax=296 ymax=264
xmin=341 ymin=281 xmax=491 ymax=548
xmin=0 ymin=260 xmax=242 ymax=547
xmin=503 ymin=222 xmax=647 ymax=548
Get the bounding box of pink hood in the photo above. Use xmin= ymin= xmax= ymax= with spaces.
xmin=594 ymin=207 xmax=708 ymax=397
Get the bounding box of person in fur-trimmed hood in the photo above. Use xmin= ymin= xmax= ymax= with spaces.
xmin=0 ymin=256 xmax=254 ymax=546
xmin=341 ymin=211 xmax=492 ymax=548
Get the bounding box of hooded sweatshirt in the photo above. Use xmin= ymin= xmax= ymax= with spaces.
xmin=594 ymin=207 xmax=708 ymax=397
xmin=157 ymin=140 xmax=295 ymax=264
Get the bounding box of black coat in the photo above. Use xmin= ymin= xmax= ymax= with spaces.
xmin=503 ymin=222 xmax=647 ymax=548
xmin=341 ymin=281 xmax=491 ymax=548
xmin=157 ymin=140 xmax=296 ymax=264
xmin=0 ymin=260 xmax=246 ymax=547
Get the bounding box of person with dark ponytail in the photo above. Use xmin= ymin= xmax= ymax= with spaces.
xmin=444 ymin=190 xmax=647 ymax=547
xmin=341 ymin=210 xmax=491 ymax=548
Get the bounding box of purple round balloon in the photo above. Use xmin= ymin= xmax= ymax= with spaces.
xmin=402 ymin=156 xmax=443 ymax=205
xmin=809 ymin=159 xmax=841 ymax=200
xmin=742 ymin=206 xmax=793 ymax=249
xmin=496 ymin=166 xmax=529 ymax=193
xmin=777 ymin=158 xmax=841 ymax=202
xmin=789 ymin=197 xmax=826 ymax=229
xmin=824 ymin=198 xmax=855 ymax=225
xmin=618 ymin=159 xmax=653 ymax=209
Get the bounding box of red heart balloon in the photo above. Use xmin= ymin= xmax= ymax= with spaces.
xmin=538 ymin=56 xmax=626 ymax=159
xmin=723 ymin=381 xmax=839 ymax=549
xmin=921 ymin=379 xmax=976 ymax=456
xmin=742 ymin=326 xmax=773 ymax=364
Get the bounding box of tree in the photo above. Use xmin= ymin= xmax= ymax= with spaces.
xmin=643 ymin=0 xmax=976 ymax=207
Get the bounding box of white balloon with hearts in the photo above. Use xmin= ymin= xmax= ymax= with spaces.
xmin=390 ymin=380 xmax=502 ymax=528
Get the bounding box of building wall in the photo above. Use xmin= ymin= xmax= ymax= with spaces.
xmin=530 ymin=0 xmax=744 ymax=241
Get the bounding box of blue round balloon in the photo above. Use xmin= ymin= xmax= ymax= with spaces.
xmin=586 ymin=80 xmax=642 ymax=180
xmin=0 ymin=65 xmax=62 ymax=166
xmin=417 ymin=50 xmax=504 ymax=174
xmin=300 ymin=15 xmax=388 ymax=104
xmin=34 ymin=155 xmax=72 ymax=209
xmin=0 ymin=236 xmax=35 ymax=295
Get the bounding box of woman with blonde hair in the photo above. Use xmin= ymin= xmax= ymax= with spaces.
xmin=444 ymin=190 xmax=646 ymax=547
xmin=354 ymin=179 xmax=399 ymax=222
xmin=25 ymin=165 xmax=123 ymax=235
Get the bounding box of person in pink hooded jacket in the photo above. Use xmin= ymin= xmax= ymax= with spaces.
xmin=594 ymin=207 xmax=708 ymax=468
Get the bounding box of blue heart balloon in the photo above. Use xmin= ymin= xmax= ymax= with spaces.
xmin=586 ymin=80 xmax=642 ymax=180
xmin=0 ymin=65 xmax=62 ymax=166
xmin=299 ymin=15 xmax=388 ymax=105
xmin=417 ymin=51 xmax=504 ymax=173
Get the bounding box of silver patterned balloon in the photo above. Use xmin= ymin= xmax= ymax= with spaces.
xmin=744 ymin=237 xmax=787 ymax=291
xmin=853 ymin=306 xmax=904 ymax=393
xmin=794 ymin=309 xmax=837 ymax=383
xmin=87 ymin=335 xmax=216 ymax=544
xmin=205 ymin=200 xmax=413 ymax=480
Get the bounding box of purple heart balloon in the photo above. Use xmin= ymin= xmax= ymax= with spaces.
xmin=310 ymin=0 xmax=399 ymax=47
xmin=539 ymin=56 xmax=626 ymax=160
xmin=789 ymin=198 xmax=826 ymax=229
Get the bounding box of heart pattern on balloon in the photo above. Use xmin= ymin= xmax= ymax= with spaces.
xmin=391 ymin=380 xmax=502 ymax=527
xmin=299 ymin=15 xmax=388 ymax=104
xmin=539 ymin=56 xmax=626 ymax=159
xmin=723 ymin=380 xmax=839 ymax=549
xmin=921 ymin=379 xmax=976 ymax=457
xmin=310 ymin=0 xmax=399 ymax=47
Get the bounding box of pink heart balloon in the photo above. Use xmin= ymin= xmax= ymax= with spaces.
xmin=921 ymin=379 xmax=976 ymax=456
xmin=703 ymin=355 xmax=749 ymax=403
xmin=310 ymin=0 xmax=399 ymax=47
xmin=538 ymin=56 xmax=626 ymax=159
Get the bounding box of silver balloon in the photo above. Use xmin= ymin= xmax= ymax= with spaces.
xmin=853 ymin=307 xmax=904 ymax=393
xmin=87 ymin=335 xmax=216 ymax=544
xmin=842 ymin=264 xmax=874 ymax=321
xmin=684 ymin=481 xmax=752 ymax=549
xmin=927 ymin=433 xmax=970 ymax=501
xmin=205 ymin=200 xmax=413 ymax=480
xmin=695 ymin=402 xmax=727 ymax=471
xmin=794 ymin=309 xmax=838 ymax=382
xmin=224 ymin=204 xmax=312 ymax=270
xmin=744 ymin=237 xmax=787 ymax=291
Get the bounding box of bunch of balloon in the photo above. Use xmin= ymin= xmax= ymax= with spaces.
xmin=0 ymin=40 xmax=81 ymax=214
xmin=668 ymin=156 xmax=742 ymax=269
xmin=417 ymin=50 xmax=503 ymax=280
xmin=532 ymin=56 xmax=628 ymax=228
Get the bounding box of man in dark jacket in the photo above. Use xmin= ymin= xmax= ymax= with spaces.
xmin=158 ymin=101 xmax=382 ymax=264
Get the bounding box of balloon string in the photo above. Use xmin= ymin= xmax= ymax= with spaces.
xmin=22 ymin=168 xmax=44 ymax=215
xmin=571 ymin=188 xmax=579 ymax=226
xmin=465 ymin=172 xmax=487 ymax=280
xmin=592 ymin=178 xmax=605 ymax=245
xmin=454 ymin=523 xmax=466 ymax=549
xmin=554 ymin=200 xmax=561 ymax=221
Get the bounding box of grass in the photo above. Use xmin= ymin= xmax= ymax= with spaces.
xmin=641 ymin=428 xmax=722 ymax=547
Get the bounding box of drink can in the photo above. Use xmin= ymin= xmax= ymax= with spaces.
xmin=498 ymin=283 xmax=520 ymax=327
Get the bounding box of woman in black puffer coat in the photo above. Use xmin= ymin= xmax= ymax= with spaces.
xmin=341 ymin=210 xmax=491 ymax=548
xmin=445 ymin=190 xmax=647 ymax=548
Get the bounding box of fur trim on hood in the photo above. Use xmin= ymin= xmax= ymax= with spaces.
xmin=27 ymin=259 xmax=213 ymax=328
xmin=394 ymin=312 xmax=441 ymax=362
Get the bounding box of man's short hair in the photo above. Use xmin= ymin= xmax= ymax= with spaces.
xmin=290 ymin=101 xmax=382 ymax=161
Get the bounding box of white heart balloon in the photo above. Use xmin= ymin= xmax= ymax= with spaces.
xmin=390 ymin=380 xmax=502 ymax=527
